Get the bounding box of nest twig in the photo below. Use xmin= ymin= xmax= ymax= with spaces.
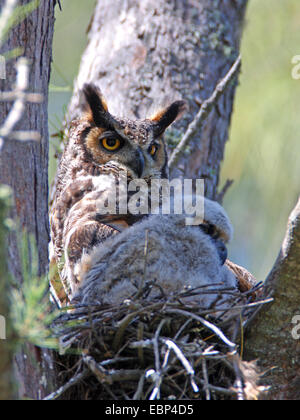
xmin=47 ymin=284 xmax=269 ymax=401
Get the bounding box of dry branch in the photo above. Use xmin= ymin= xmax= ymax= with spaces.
xmin=0 ymin=0 xmax=18 ymax=49
xmin=0 ymin=58 xmax=42 ymax=151
xmin=168 ymin=55 xmax=242 ymax=171
xmin=43 ymin=370 xmax=89 ymax=401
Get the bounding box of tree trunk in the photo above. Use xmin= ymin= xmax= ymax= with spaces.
xmin=67 ymin=0 xmax=248 ymax=199
xmin=0 ymin=0 xmax=53 ymax=279
xmin=0 ymin=186 xmax=12 ymax=400
xmin=65 ymin=0 xmax=300 ymax=400
xmin=245 ymin=198 xmax=300 ymax=400
xmin=0 ymin=0 xmax=56 ymax=400
xmin=47 ymin=0 xmax=248 ymax=400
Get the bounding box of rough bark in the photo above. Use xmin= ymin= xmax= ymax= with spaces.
xmin=67 ymin=0 xmax=248 ymax=199
xmin=0 ymin=0 xmax=56 ymax=400
xmin=0 ymin=187 xmax=12 ymax=400
xmin=245 ymin=197 xmax=300 ymax=400
xmin=0 ymin=0 xmax=55 ymax=278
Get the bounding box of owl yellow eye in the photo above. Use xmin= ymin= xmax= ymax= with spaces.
xmin=101 ymin=137 xmax=122 ymax=151
xmin=149 ymin=144 xmax=158 ymax=157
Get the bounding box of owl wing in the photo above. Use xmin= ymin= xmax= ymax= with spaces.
xmin=50 ymin=173 xmax=143 ymax=304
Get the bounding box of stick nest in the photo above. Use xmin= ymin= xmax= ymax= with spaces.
xmin=50 ymin=284 xmax=268 ymax=401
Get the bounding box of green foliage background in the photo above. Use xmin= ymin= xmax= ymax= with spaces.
xmin=49 ymin=0 xmax=300 ymax=282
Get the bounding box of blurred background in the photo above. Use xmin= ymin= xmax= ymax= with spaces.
xmin=49 ymin=0 xmax=300 ymax=282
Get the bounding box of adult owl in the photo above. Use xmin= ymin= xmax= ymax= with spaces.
xmin=50 ymin=83 xmax=186 ymax=304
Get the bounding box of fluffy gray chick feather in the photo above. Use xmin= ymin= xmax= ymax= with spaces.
xmin=73 ymin=198 xmax=237 ymax=311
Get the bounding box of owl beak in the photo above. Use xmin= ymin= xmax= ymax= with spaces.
xmin=133 ymin=149 xmax=145 ymax=178
xmin=214 ymin=239 xmax=228 ymax=266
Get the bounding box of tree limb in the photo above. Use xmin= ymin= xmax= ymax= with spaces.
xmin=0 ymin=0 xmax=56 ymax=400
xmin=0 ymin=0 xmax=18 ymax=49
xmin=0 ymin=58 xmax=42 ymax=151
xmin=245 ymin=196 xmax=300 ymax=400
xmin=168 ymin=55 xmax=241 ymax=171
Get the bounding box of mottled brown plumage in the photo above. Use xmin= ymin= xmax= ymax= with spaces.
xmin=50 ymin=84 xmax=186 ymax=304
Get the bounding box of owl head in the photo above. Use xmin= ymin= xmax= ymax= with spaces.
xmin=80 ymin=83 xmax=187 ymax=180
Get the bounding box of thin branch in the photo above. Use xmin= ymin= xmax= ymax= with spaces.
xmin=133 ymin=373 xmax=146 ymax=400
xmin=3 ymin=130 xmax=41 ymax=141
xmin=0 ymin=58 xmax=29 ymax=137
xmin=112 ymin=303 xmax=163 ymax=351
xmin=0 ymin=91 xmax=43 ymax=103
xmin=56 ymin=0 xmax=62 ymax=11
xmin=216 ymin=179 xmax=234 ymax=204
xmin=0 ymin=0 xmax=18 ymax=50
xmin=232 ymin=355 xmax=246 ymax=400
xmin=196 ymin=380 xmax=238 ymax=398
xmin=161 ymin=338 xmax=199 ymax=394
xmin=168 ymin=55 xmax=242 ymax=171
xmin=83 ymin=353 xmax=143 ymax=384
xmin=148 ymin=319 xmax=167 ymax=400
xmin=0 ymin=58 xmax=42 ymax=151
xmin=201 ymin=358 xmax=211 ymax=400
xmin=43 ymin=370 xmax=89 ymax=401
xmin=165 ymin=308 xmax=236 ymax=349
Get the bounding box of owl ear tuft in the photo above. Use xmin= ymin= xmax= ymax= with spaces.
xmin=151 ymin=100 xmax=188 ymax=137
xmin=82 ymin=83 xmax=110 ymax=127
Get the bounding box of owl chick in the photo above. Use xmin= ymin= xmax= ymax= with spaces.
xmin=50 ymin=83 xmax=186 ymax=302
xmin=73 ymin=198 xmax=238 ymax=311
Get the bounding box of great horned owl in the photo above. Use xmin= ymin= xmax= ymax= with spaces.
xmin=50 ymin=83 xmax=186 ymax=302
xmin=73 ymin=197 xmax=238 ymax=311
